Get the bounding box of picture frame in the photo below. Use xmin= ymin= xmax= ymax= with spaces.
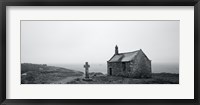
xmin=0 ymin=0 xmax=199 ymax=105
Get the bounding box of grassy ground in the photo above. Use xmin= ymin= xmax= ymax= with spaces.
xmin=68 ymin=73 xmax=179 ymax=84
xmin=21 ymin=63 xmax=179 ymax=84
xmin=21 ymin=63 xmax=83 ymax=84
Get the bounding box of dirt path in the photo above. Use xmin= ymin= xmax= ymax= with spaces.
xmin=52 ymin=76 xmax=83 ymax=84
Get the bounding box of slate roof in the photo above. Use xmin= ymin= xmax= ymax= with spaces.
xmin=108 ymin=50 xmax=140 ymax=62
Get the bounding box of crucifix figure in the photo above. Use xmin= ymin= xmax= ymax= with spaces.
xmin=84 ymin=62 xmax=90 ymax=79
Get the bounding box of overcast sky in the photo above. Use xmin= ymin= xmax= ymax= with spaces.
xmin=21 ymin=21 xmax=179 ymax=64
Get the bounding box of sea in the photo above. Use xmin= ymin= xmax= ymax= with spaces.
xmin=49 ymin=63 xmax=179 ymax=74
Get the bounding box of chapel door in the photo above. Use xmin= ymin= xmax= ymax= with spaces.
xmin=109 ymin=68 xmax=112 ymax=75
xmin=122 ymin=62 xmax=126 ymax=71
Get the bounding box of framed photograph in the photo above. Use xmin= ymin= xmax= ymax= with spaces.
xmin=1 ymin=0 xmax=199 ymax=104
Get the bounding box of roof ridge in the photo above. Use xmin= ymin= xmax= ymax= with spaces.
xmin=118 ymin=50 xmax=140 ymax=54
xmin=108 ymin=50 xmax=140 ymax=62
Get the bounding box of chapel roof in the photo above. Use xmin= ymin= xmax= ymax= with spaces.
xmin=108 ymin=50 xmax=140 ymax=62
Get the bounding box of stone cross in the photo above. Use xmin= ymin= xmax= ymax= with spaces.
xmin=84 ymin=62 xmax=90 ymax=79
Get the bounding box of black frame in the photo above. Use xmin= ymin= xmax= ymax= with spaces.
xmin=0 ymin=0 xmax=199 ymax=105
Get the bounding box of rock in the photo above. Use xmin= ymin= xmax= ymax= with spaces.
xmin=89 ymin=72 xmax=104 ymax=77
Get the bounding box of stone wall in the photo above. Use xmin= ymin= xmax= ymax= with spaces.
xmin=131 ymin=50 xmax=152 ymax=78
xmin=107 ymin=62 xmax=131 ymax=76
xmin=107 ymin=62 xmax=121 ymax=76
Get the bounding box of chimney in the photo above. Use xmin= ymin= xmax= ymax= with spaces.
xmin=115 ymin=45 xmax=119 ymax=55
